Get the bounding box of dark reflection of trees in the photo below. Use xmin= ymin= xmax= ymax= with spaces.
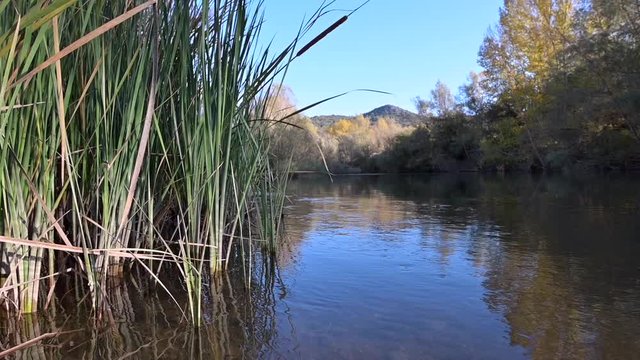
xmin=470 ymin=175 xmax=640 ymax=359
xmin=290 ymin=173 xmax=640 ymax=358
xmin=0 ymin=250 xmax=289 ymax=359
xmin=400 ymin=173 xmax=639 ymax=358
xmin=8 ymin=174 xmax=635 ymax=358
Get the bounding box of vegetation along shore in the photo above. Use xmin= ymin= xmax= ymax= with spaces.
xmin=271 ymin=0 xmax=640 ymax=175
xmin=0 ymin=0 xmax=638 ymax=357
xmin=0 ymin=0 xmax=342 ymax=331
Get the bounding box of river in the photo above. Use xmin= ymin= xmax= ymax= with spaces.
xmin=8 ymin=174 xmax=640 ymax=359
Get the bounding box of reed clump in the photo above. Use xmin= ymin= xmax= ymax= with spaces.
xmin=0 ymin=0 xmax=339 ymax=325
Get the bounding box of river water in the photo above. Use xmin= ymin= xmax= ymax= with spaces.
xmin=5 ymin=174 xmax=640 ymax=359
xmin=276 ymin=174 xmax=640 ymax=359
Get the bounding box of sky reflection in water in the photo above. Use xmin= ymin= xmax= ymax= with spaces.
xmin=276 ymin=174 xmax=640 ymax=359
xmin=8 ymin=174 xmax=639 ymax=360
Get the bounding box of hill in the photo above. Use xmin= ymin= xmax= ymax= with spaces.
xmin=310 ymin=105 xmax=426 ymax=128
xmin=363 ymin=105 xmax=426 ymax=126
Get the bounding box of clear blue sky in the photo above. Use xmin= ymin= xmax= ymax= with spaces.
xmin=259 ymin=0 xmax=503 ymax=116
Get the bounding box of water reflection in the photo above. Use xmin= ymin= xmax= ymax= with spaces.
xmin=283 ymin=174 xmax=640 ymax=359
xmin=2 ymin=174 xmax=639 ymax=359
xmin=1 ymin=255 xmax=289 ymax=359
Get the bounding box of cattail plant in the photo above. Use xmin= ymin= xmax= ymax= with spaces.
xmin=0 ymin=0 xmax=350 ymax=325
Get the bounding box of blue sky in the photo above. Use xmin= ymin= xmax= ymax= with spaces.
xmin=259 ymin=0 xmax=503 ymax=116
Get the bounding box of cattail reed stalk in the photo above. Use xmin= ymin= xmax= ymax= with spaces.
xmin=0 ymin=0 xmax=348 ymax=325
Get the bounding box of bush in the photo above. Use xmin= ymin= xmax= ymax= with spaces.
xmin=432 ymin=114 xmax=481 ymax=161
xmin=481 ymin=117 xmax=529 ymax=170
xmin=379 ymin=126 xmax=434 ymax=172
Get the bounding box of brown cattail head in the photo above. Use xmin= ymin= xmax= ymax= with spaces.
xmin=296 ymin=15 xmax=348 ymax=58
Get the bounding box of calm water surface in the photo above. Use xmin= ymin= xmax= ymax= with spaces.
xmin=276 ymin=174 xmax=640 ymax=359
xmin=5 ymin=174 xmax=640 ymax=359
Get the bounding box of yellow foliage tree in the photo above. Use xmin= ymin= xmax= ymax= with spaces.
xmin=480 ymin=0 xmax=578 ymax=101
xmin=328 ymin=119 xmax=357 ymax=137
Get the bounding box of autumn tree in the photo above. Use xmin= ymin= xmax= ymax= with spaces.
xmin=476 ymin=0 xmax=581 ymax=169
xmin=414 ymin=80 xmax=458 ymax=117
xmin=538 ymin=0 xmax=640 ymax=167
xmin=458 ymin=71 xmax=490 ymax=116
xmin=327 ymin=116 xmax=369 ymax=137
xmin=479 ymin=0 xmax=579 ymax=104
xmin=263 ymin=85 xmax=324 ymax=170
xmin=263 ymin=85 xmax=297 ymax=120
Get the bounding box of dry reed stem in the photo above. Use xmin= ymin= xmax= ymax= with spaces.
xmin=53 ymin=16 xmax=66 ymax=185
xmin=116 ymin=5 xmax=158 ymax=243
xmin=0 ymin=329 xmax=83 ymax=358
xmin=0 ymin=102 xmax=44 ymax=111
xmin=0 ymin=236 xmax=176 ymax=262
xmin=0 ymin=332 xmax=59 ymax=357
xmin=0 ymin=268 xmax=72 ymax=293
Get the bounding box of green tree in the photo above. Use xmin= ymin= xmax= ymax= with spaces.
xmin=478 ymin=0 xmax=581 ymax=170
xmin=537 ymin=0 xmax=640 ymax=168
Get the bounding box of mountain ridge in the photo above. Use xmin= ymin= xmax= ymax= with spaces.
xmin=310 ymin=104 xmax=426 ymax=128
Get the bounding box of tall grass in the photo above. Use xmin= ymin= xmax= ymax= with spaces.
xmin=0 ymin=0 xmax=339 ymax=324
xmin=0 ymin=1 xmax=67 ymax=314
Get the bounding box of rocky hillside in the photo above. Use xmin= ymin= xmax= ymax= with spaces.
xmin=310 ymin=105 xmax=426 ymax=128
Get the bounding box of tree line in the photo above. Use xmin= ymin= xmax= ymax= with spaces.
xmin=404 ymin=0 xmax=640 ymax=173
xmin=271 ymin=0 xmax=639 ymax=174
